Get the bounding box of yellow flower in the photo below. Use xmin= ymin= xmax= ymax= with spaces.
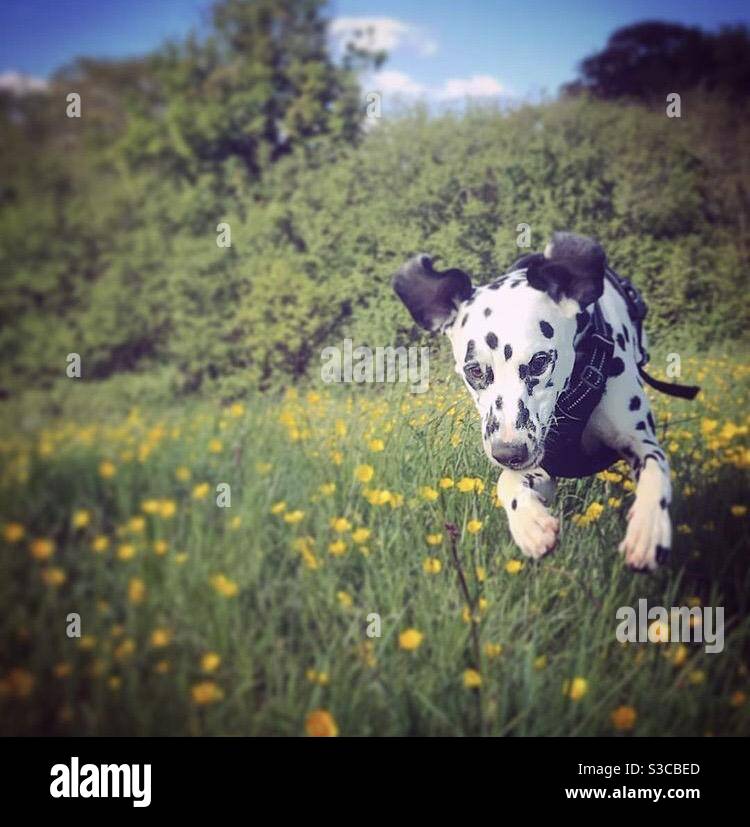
xmin=423 ymin=557 xmax=442 ymax=574
xmin=688 ymin=670 xmax=706 ymax=685
xmin=255 ymin=461 xmax=272 ymax=476
xmin=191 ymin=681 xmax=224 ymax=705
xmin=201 ymin=652 xmax=221 ymax=673
xmin=3 ymin=522 xmax=25 ymax=543
xmin=563 ymin=677 xmax=589 ymax=701
xmin=305 ymin=709 xmax=338 ymax=737
xmin=608 ymin=497 xmax=622 ymax=508
xmin=610 ymin=705 xmax=637 ymax=731
xmin=473 ymin=478 xmax=485 ymax=493
xmin=270 ymin=501 xmax=286 ymax=514
xmin=53 ymin=662 xmax=72 ymax=679
xmin=6 ymin=667 xmax=34 ymax=698
xmin=463 ymin=669 xmax=482 ymax=688
xmin=328 ymin=539 xmax=347 ymax=556
xmin=41 ymin=567 xmax=66 ymax=587
xmin=330 ymin=516 xmax=351 ymax=533
xmin=398 ymin=628 xmax=424 ymax=651
xmin=128 ymin=516 xmax=145 ymax=534
xmin=730 ymin=504 xmax=747 ymax=517
xmin=141 ymin=499 xmax=160 ymax=515
xmin=229 ymin=402 xmax=245 ymax=418
xmin=485 ymin=642 xmax=503 ymax=658
xmin=72 ymin=510 xmax=90 ymax=529
xmin=78 ymin=634 xmax=96 ymax=651
xmin=369 ymin=439 xmax=385 ymax=452
xmin=159 ymin=499 xmax=176 ymax=518
xmin=648 ymin=620 xmax=670 ymax=643
xmin=319 ymin=482 xmax=336 ymax=496
xmin=210 ymin=573 xmax=239 ymax=598
xmin=337 ymin=591 xmax=353 ymax=608
xmin=283 ymin=510 xmax=305 ymax=524
xmin=108 ymin=676 xmax=122 ymax=692
xmin=192 ymin=483 xmax=210 ymax=500
xmin=426 ymin=532 xmax=443 ymax=546
xmin=98 ymin=460 xmax=116 ymax=479
xmin=229 ymin=515 xmax=241 ymax=530
xmin=175 ymin=466 xmax=191 ymax=482
xmin=150 ymin=628 xmax=172 ymax=647
xmin=505 ymin=559 xmax=524 ymax=575
xmin=128 ymin=577 xmax=146 ymax=604
xmin=671 ymin=644 xmax=689 ymax=667
xmin=351 ymin=527 xmax=371 ymax=544
xmin=420 ymin=486 xmax=439 ymax=502
xmin=117 ymin=543 xmax=136 ymax=561
xmin=354 ymin=464 xmax=374 ymax=483
xmin=475 ymin=565 xmax=486 ymax=582
xmin=29 ymin=538 xmax=55 ymax=560
xmin=208 ymin=438 xmax=223 ymax=454
xmin=439 ymin=477 xmax=454 ymax=489
xmin=730 ymin=690 xmax=747 ymax=708
xmin=457 ymin=477 xmax=476 ymax=492
xmin=467 ymin=519 xmax=483 ymax=534
xmin=114 ymin=638 xmax=135 ymax=661
xmin=153 ymin=540 xmax=168 ymax=556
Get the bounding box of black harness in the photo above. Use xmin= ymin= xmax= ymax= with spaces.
xmin=508 ymin=262 xmax=700 ymax=479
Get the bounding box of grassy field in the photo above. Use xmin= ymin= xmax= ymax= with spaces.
xmin=0 ymin=349 xmax=748 ymax=736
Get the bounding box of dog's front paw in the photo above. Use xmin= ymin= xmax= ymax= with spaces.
xmin=506 ymin=492 xmax=559 ymax=559
xmin=618 ymin=497 xmax=671 ymax=572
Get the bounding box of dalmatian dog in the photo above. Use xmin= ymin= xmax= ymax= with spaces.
xmin=393 ymin=233 xmax=671 ymax=571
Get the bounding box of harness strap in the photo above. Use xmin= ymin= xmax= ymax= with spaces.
xmin=638 ymin=366 xmax=700 ymax=400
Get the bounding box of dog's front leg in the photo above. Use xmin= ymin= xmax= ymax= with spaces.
xmin=498 ymin=468 xmax=558 ymax=558
xmin=618 ymin=442 xmax=672 ymax=572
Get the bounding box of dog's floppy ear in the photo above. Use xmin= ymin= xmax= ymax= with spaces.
xmin=392 ymin=254 xmax=473 ymax=332
xmin=525 ymin=232 xmax=606 ymax=307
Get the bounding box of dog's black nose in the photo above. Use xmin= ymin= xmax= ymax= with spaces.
xmin=491 ymin=441 xmax=529 ymax=467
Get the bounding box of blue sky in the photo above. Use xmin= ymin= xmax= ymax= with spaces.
xmin=1 ymin=0 xmax=748 ymax=99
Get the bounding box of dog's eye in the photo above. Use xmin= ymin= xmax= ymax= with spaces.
xmin=465 ymin=363 xmax=484 ymax=381
xmin=528 ymin=352 xmax=551 ymax=375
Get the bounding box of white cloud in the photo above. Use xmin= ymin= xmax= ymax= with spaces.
xmin=370 ymin=70 xmax=427 ymax=97
xmin=436 ymin=75 xmax=509 ymax=99
xmin=367 ymin=70 xmax=510 ymax=102
xmin=330 ymin=17 xmax=438 ymax=57
xmin=0 ymin=70 xmax=48 ymax=95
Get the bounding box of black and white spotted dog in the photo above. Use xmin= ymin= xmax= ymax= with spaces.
xmin=393 ymin=232 xmax=684 ymax=572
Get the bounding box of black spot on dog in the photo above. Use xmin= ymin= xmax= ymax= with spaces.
xmin=495 ymin=395 xmax=503 ymax=410
xmin=461 ymin=314 xmax=468 ymax=328
xmin=526 ymin=377 xmax=539 ymax=395
xmin=659 ymin=497 xmax=668 ymax=509
xmin=485 ymin=332 xmax=498 ymax=350
xmin=511 ymin=499 xmax=517 ymax=510
xmin=525 ymin=474 xmax=535 ymax=489
xmin=516 ymin=399 xmax=530 ymax=429
xmin=607 ymin=357 xmax=625 ymax=377
xmin=518 ymin=364 xmax=528 ymax=379
xmin=622 ymin=325 xmax=630 ymax=343
xmin=486 ymin=366 xmax=495 ymax=384
xmin=647 ymin=412 xmax=656 ymax=433
xmin=616 ymin=333 xmax=626 ymax=351
xmin=484 ymin=307 xmax=492 ymax=317
xmin=504 ymin=344 xmax=512 ymax=361
xmin=629 ymin=396 xmax=641 ymax=411
xmin=636 ymin=421 xmax=646 ymax=431
xmin=510 ymin=280 xmax=522 ymax=288
xmin=654 ymin=450 xmax=665 ymax=461
xmin=545 ymin=380 xmax=554 ymax=388
xmin=465 ymin=340 xmax=476 ymax=363
xmin=487 ymin=281 xmax=501 ymax=290
xmin=539 ymin=320 xmax=554 ymax=339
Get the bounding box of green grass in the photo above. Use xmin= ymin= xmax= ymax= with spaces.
xmin=0 ymin=349 xmax=748 ymax=736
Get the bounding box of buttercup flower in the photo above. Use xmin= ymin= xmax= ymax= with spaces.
xmin=611 ymin=705 xmax=637 ymax=731
xmin=467 ymin=519 xmax=483 ymax=534
xmin=30 ymin=538 xmax=55 ymax=560
xmin=305 ymin=709 xmax=338 ymax=737
xmin=563 ymin=677 xmax=589 ymax=701
xmin=505 ymin=559 xmax=524 ymax=575
xmin=399 ymin=628 xmax=424 ymax=651
xmin=3 ymin=523 xmax=24 ymax=543
xmin=191 ymin=681 xmax=224 ymax=705
xmin=423 ymin=557 xmax=442 ymax=574
xmin=201 ymin=652 xmax=221 ymax=673
xmin=355 ymin=465 xmax=374 ymax=483
xmin=463 ymin=669 xmax=482 ymax=688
